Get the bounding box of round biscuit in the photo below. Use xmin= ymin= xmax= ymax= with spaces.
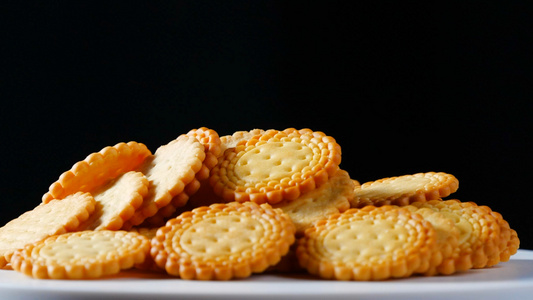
xmin=404 ymin=205 xmax=461 ymax=275
xmin=410 ymin=199 xmax=503 ymax=273
xmin=351 ymin=172 xmax=459 ymax=207
xmin=42 ymin=142 xmax=151 ymax=203
xmin=0 ymin=192 xmax=95 ymax=267
xmin=124 ymin=135 xmax=206 ymax=228
xmin=273 ymin=169 xmax=354 ymax=236
xmin=10 ymin=230 xmax=150 ymax=279
xmin=210 ymin=128 xmax=342 ymax=204
xmin=150 ymin=201 xmax=296 ymax=280
xmin=141 ymin=128 xmax=222 ymax=226
xmin=79 ymin=171 xmax=149 ymax=230
xmin=296 ymin=205 xmax=439 ymax=281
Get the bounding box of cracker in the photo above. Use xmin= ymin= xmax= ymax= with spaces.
xmin=273 ymin=169 xmax=354 ymax=236
xmin=410 ymin=199 xmax=502 ymax=273
xmin=404 ymin=206 xmax=460 ymax=275
xmin=150 ymin=202 xmax=296 ymax=280
xmin=350 ymin=172 xmax=459 ymax=207
xmin=11 ymin=230 xmax=150 ymax=279
xmin=140 ymin=128 xmax=222 ymax=226
xmin=484 ymin=209 xmax=519 ymax=267
xmin=129 ymin=227 xmax=161 ymax=271
xmin=42 ymin=142 xmax=151 ymax=203
xmin=123 ymin=135 xmax=206 ymax=228
xmin=79 ymin=171 xmax=149 ymax=230
xmin=219 ymin=129 xmax=265 ymax=154
xmin=296 ymin=205 xmax=439 ymax=280
xmin=210 ymin=128 xmax=342 ymax=204
xmin=0 ymin=192 xmax=95 ymax=267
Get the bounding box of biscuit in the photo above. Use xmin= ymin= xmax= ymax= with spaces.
xmin=350 ymin=172 xmax=459 ymax=207
xmin=129 ymin=227 xmax=161 ymax=271
xmin=10 ymin=230 xmax=150 ymax=279
xmin=410 ymin=199 xmax=502 ymax=273
xmin=273 ymin=169 xmax=354 ymax=236
xmin=404 ymin=206 xmax=460 ymax=275
xmin=42 ymin=142 xmax=151 ymax=203
xmin=219 ymin=129 xmax=265 ymax=155
xmin=210 ymin=128 xmax=342 ymax=204
xmin=79 ymin=171 xmax=149 ymax=230
xmin=123 ymin=135 xmax=206 ymax=228
xmin=0 ymin=192 xmax=95 ymax=267
xmin=150 ymin=201 xmax=296 ymax=280
xmin=484 ymin=209 xmax=519 ymax=266
xmin=296 ymin=205 xmax=439 ymax=280
xmin=140 ymin=128 xmax=222 ymax=226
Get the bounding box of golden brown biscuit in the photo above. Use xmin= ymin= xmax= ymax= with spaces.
xmin=404 ymin=205 xmax=460 ymax=275
xmin=296 ymin=205 xmax=439 ymax=280
xmin=11 ymin=230 xmax=150 ymax=279
xmin=0 ymin=192 xmax=95 ymax=267
xmin=219 ymin=129 xmax=265 ymax=155
xmin=140 ymin=128 xmax=222 ymax=227
xmin=273 ymin=169 xmax=354 ymax=236
xmin=210 ymin=128 xmax=342 ymax=204
xmin=123 ymin=135 xmax=206 ymax=228
xmin=150 ymin=201 xmax=296 ymax=280
xmin=42 ymin=142 xmax=151 ymax=203
xmin=79 ymin=171 xmax=149 ymax=230
xmin=410 ymin=199 xmax=503 ymax=273
xmin=351 ymin=172 xmax=459 ymax=207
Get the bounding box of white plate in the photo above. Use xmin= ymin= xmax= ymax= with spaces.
xmin=0 ymin=250 xmax=532 ymax=300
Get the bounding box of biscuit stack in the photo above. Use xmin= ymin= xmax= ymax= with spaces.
xmin=0 ymin=127 xmax=519 ymax=280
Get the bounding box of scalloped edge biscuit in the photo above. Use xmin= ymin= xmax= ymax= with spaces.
xmin=79 ymin=171 xmax=149 ymax=230
xmin=140 ymin=128 xmax=222 ymax=226
xmin=0 ymin=192 xmax=95 ymax=268
xmin=273 ymin=169 xmax=354 ymax=236
xmin=296 ymin=205 xmax=439 ymax=281
xmin=123 ymin=135 xmax=206 ymax=228
xmin=404 ymin=205 xmax=461 ymax=275
xmin=219 ymin=129 xmax=265 ymax=155
xmin=210 ymin=128 xmax=342 ymax=204
xmin=42 ymin=142 xmax=151 ymax=203
xmin=150 ymin=201 xmax=296 ymax=280
xmin=11 ymin=230 xmax=150 ymax=279
xmin=350 ymin=172 xmax=459 ymax=207
xmin=409 ymin=199 xmax=503 ymax=273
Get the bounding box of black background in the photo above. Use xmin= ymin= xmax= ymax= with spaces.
xmin=2 ymin=2 xmax=532 ymax=249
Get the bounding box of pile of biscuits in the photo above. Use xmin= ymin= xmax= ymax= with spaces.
xmin=0 ymin=127 xmax=519 ymax=280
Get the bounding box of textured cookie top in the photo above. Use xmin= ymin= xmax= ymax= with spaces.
xmin=0 ymin=192 xmax=95 ymax=267
xmin=11 ymin=230 xmax=150 ymax=279
xmin=296 ymin=205 xmax=438 ymax=281
xmin=210 ymin=128 xmax=342 ymax=204
xmin=410 ymin=199 xmax=503 ymax=272
xmin=125 ymin=135 xmax=206 ymax=227
xmin=80 ymin=171 xmax=149 ymax=230
xmin=42 ymin=142 xmax=151 ymax=203
xmin=219 ymin=129 xmax=265 ymax=155
xmin=151 ymin=201 xmax=296 ymax=280
xmin=273 ymin=169 xmax=354 ymax=235
xmin=351 ymin=172 xmax=459 ymax=207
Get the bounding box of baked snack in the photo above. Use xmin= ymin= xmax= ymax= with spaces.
xmin=273 ymin=169 xmax=354 ymax=236
xmin=42 ymin=142 xmax=151 ymax=203
xmin=150 ymin=201 xmax=296 ymax=280
xmin=210 ymin=128 xmax=342 ymax=204
xmin=11 ymin=230 xmax=150 ymax=279
xmin=350 ymin=172 xmax=459 ymax=207
xmin=409 ymin=199 xmax=505 ymax=273
xmin=123 ymin=135 xmax=206 ymax=228
xmin=79 ymin=171 xmax=149 ymax=230
xmin=296 ymin=205 xmax=439 ymax=280
xmin=0 ymin=192 xmax=95 ymax=268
